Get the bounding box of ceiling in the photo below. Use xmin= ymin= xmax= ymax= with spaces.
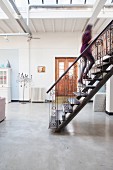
xmin=0 ymin=0 xmax=113 ymax=37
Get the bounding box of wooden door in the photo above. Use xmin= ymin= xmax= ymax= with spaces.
xmin=55 ymin=57 xmax=78 ymax=96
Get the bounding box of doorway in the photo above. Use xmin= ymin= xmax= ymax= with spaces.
xmin=55 ymin=57 xmax=78 ymax=97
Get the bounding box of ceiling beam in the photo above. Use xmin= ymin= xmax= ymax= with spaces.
xmin=0 ymin=0 xmax=22 ymax=32
xmin=0 ymin=0 xmax=31 ymax=35
xmin=87 ymin=0 xmax=107 ymax=25
xmin=9 ymin=0 xmax=31 ymax=34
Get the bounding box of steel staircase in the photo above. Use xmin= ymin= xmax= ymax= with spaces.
xmin=47 ymin=20 xmax=113 ymax=132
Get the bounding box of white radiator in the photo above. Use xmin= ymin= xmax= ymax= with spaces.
xmin=31 ymin=88 xmax=46 ymax=102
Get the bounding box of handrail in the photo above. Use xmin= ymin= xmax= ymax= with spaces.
xmin=46 ymin=20 xmax=113 ymax=93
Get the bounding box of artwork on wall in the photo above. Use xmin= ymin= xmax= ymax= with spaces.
xmin=38 ymin=66 xmax=46 ymax=73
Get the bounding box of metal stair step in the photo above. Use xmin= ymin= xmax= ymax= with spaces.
xmin=102 ymin=55 xmax=113 ymax=62
xmin=95 ymin=55 xmax=112 ymax=64
xmin=68 ymin=98 xmax=81 ymax=105
xmin=91 ymin=70 xmax=110 ymax=75
xmin=86 ymin=85 xmax=96 ymax=88
xmin=73 ymin=91 xmax=88 ymax=97
xmin=83 ymin=78 xmax=92 ymax=81
xmin=85 ymin=85 xmax=96 ymax=89
xmin=93 ymin=78 xmax=103 ymax=81
xmin=97 ymin=62 xmax=111 ymax=69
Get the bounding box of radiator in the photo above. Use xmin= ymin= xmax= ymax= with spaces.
xmin=31 ymin=88 xmax=46 ymax=102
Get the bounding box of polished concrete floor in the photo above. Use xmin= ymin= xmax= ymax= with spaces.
xmin=0 ymin=102 xmax=113 ymax=170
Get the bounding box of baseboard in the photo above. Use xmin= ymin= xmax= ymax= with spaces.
xmin=11 ymin=100 xmax=19 ymax=102
xmin=31 ymin=101 xmax=45 ymax=103
xmin=19 ymin=100 xmax=30 ymax=103
xmin=11 ymin=100 xmax=31 ymax=103
xmin=106 ymin=111 xmax=113 ymax=115
xmin=45 ymin=99 xmax=52 ymax=103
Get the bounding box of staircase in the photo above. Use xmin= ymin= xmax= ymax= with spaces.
xmin=47 ymin=20 xmax=113 ymax=132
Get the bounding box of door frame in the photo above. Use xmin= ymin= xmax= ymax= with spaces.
xmin=55 ymin=57 xmax=78 ymax=96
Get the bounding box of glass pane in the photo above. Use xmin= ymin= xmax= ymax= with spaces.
xmin=0 ymin=76 xmax=3 ymax=84
xmin=86 ymin=0 xmax=96 ymax=4
xmin=4 ymin=76 xmax=6 ymax=84
xmin=59 ymin=70 xmax=64 ymax=77
xmin=69 ymin=62 xmax=74 ymax=77
xmin=15 ymin=0 xmax=27 ymax=7
xmin=72 ymin=0 xmax=84 ymax=4
xmin=58 ymin=0 xmax=70 ymax=4
xmin=4 ymin=71 xmax=6 ymax=75
xmin=0 ymin=71 xmax=3 ymax=75
xmin=105 ymin=0 xmax=112 ymax=4
xmin=11 ymin=0 xmax=113 ymax=10
xmin=69 ymin=62 xmax=73 ymax=66
xmin=59 ymin=62 xmax=64 ymax=69
xmin=69 ymin=69 xmax=73 ymax=76
xmin=69 ymin=62 xmax=74 ymax=69
xmin=44 ymin=0 xmax=56 ymax=5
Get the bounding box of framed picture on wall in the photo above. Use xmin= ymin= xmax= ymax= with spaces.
xmin=37 ymin=66 xmax=46 ymax=73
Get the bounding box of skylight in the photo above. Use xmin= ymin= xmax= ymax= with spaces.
xmin=13 ymin=0 xmax=113 ymax=9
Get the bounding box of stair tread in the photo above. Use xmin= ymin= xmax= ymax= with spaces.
xmin=91 ymin=70 xmax=110 ymax=75
xmin=73 ymin=91 xmax=88 ymax=97
xmin=85 ymin=85 xmax=96 ymax=89
xmin=93 ymin=78 xmax=102 ymax=81
xmin=83 ymin=78 xmax=92 ymax=81
xmin=102 ymin=55 xmax=112 ymax=62
xmin=97 ymin=62 xmax=111 ymax=69
xmin=88 ymin=78 xmax=103 ymax=85
xmin=95 ymin=55 xmax=112 ymax=64
xmin=68 ymin=98 xmax=80 ymax=105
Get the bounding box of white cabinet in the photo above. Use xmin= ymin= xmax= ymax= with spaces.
xmin=0 ymin=68 xmax=11 ymax=103
xmin=0 ymin=68 xmax=11 ymax=87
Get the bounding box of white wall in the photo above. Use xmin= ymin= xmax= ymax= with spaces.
xmin=0 ymin=49 xmax=19 ymax=100
xmin=0 ymin=32 xmax=82 ymax=100
xmin=106 ymin=75 xmax=113 ymax=113
xmin=30 ymin=32 xmax=81 ymax=99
